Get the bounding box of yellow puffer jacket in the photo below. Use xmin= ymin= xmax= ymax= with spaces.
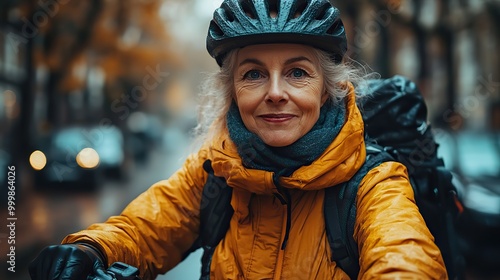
xmin=63 ymin=88 xmax=447 ymax=280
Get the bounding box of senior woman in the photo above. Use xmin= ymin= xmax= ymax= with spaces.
xmin=29 ymin=0 xmax=447 ymax=279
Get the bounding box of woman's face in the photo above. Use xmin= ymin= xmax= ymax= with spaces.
xmin=233 ymin=44 xmax=328 ymax=147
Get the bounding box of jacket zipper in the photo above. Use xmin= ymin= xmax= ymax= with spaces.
xmin=273 ymin=204 xmax=288 ymax=280
xmin=268 ymin=171 xmax=290 ymax=280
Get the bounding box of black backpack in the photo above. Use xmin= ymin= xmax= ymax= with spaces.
xmin=188 ymin=75 xmax=464 ymax=280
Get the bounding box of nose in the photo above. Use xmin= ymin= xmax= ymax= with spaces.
xmin=266 ymin=74 xmax=288 ymax=104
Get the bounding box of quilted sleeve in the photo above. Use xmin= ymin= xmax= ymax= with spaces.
xmin=354 ymin=161 xmax=447 ymax=280
xmin=62 ymin=149 xmax=209 ymax=280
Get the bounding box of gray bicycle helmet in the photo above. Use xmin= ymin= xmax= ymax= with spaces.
xmin=207 ymin=0 xmax=347 ymax=66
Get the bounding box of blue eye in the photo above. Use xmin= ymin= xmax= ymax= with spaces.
xmin=244 ymin=70 xmax=262 ymax=80
xmin=291 ymin=68 xmax=306 ymax=78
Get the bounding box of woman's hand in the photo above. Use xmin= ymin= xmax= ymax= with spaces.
xmin=29 ymin=243 xmax=109 ymax=280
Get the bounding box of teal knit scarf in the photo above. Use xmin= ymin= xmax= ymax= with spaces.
xmin=226 ymin=100 xmax=346 ymax=177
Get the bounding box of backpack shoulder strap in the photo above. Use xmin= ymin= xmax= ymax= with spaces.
xmin=324 ymin=142 xmax=393 ymax=279
xmin=199 ymin=160 xmax=234 ymax=248
xmin=182 ymin=159 xmax=234 ymax=280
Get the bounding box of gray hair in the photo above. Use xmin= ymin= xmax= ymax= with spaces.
xmin=192 ymin=48 xmax=376 ymax=145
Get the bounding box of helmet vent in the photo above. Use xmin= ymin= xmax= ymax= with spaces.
xmin=326 ymin=19 xmax=343 ymax=35
xmin=268 ymin=0 xmax=279 ymax=18
xmin=292 ymin=0 xmax=308 ymax=19
xmin=221 ymin=3 xmax=235 ymax=22
xmin=314 ymin=2 xmax=331 ymax=20
xmin=209 ymin=21 xmax=224 ymax=37
xmin=241 ymin=0 xmax=257 ymax=19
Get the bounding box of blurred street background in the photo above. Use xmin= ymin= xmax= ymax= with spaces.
xmin=0 ymin=0 xmax=499 ymax=279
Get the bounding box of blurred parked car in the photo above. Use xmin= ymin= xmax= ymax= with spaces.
xmin=30 ymin=125 xmax=127 ymax=191
xmin=435 ymin=129 xmax=500 ymax=271
xmin=126 ymin=111 xmax=164 ymax=163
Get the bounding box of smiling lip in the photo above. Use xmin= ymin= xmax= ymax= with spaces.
xmin=259 ymin=114 xmax=295 ymax=123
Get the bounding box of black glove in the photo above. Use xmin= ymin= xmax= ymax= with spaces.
xmin=29 ymin=243 xmax=111 ymax=280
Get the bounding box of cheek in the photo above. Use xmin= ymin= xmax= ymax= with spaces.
xmin=295 ymin=95 xmax=324 ymax=126
xmin=234 ymin=93 xmax=258 ymax=129
xmin=300 ymin=91 xmax=325 ymax=113
xmin=234 ymin=87 xmax=262 ymax=113
xmin=302 ymin=103 xmax=321 ymax=125
xmin=295 ymin=79 xmax=325 ymax=107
